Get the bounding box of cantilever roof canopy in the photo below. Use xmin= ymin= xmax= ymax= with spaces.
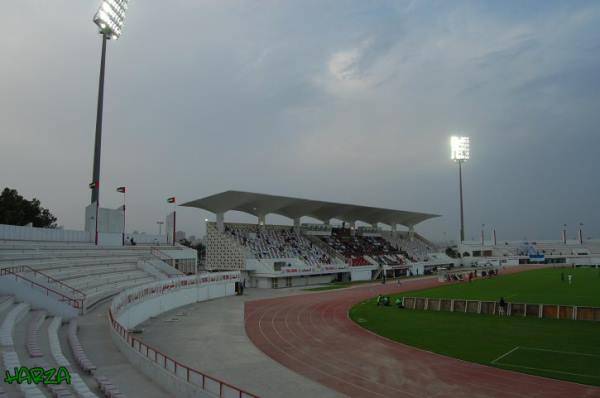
xmin=181 ymin=191 xmax=439 ymax=227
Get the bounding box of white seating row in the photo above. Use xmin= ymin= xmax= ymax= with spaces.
xmin=42 ymin=264 xmax=138 ymax=282
xmin=0 ymin=302 xmax=29 ymax=346
xmin=27 ymin=311 xmax=46 ymax=358
xmin=85 ymin=277 xmax=156 ymax=308
xmin=2 ymin=350 xmax=45 ymax=397
xmin=72 ymin=271 xmax=150 ymax=292
xmin=48 ymin=316 xmax=98 ymax=398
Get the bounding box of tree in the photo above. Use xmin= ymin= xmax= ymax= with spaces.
xmin=179 ymin=238 xmax=206 ymax=260
xmin=0 ymin=188 xmax=57 ymax=228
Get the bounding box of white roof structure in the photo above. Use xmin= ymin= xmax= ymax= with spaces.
xmin=181 ymin=190 xmax=439 ymax=227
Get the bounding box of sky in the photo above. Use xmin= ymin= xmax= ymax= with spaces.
xmin=2 ymin=0 xmax=600 ymax=243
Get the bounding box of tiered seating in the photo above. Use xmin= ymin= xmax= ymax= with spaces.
xmin=0 ymin=302 xmax=29 ymax=346
xmin=95 ymin=375 xmax=127 ymax=398
xmin=372 ymin=254 xmax=406 ymax=266
xmin=32 ymin=358 xmax=76 ymax=398
xmin=225 ymin=224 xmax=333 ymax=267
xmin=0 ymin=242 xmax=167 ymax=310
xmin=48 ymin=316 xmax=99 ymax=398
xmin=68 ymin=319 xmax=97 ymax=374
xmin=321 ymin=228 xmax=405 ymax=265
xmin=26 ymin=311 xmax=46 ymax=357
xmin=394 ymin=236 xmax=433 ymax=261
xmin=349 ymin=256 xmax=370 ymax=266
xmin=2 ymin=350 xmax=45 ymax=397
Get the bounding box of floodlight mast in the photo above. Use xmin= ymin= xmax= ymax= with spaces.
xmin=451 ymin=136 xmax=470 ymax=243
xmin=90 ymin=0 xmax=129 ymax=244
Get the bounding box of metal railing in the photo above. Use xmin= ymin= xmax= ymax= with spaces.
xmin=0 ymin=266 xmax=85 ymax=313
xmin=108 ymin=308 xmax=259 ymax=398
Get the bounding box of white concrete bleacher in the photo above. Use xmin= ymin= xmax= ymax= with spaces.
xmin=27 ymin=310 xmax=46 ymax=358
xmin=0 ymin=297 xmax=45 ymax=397
xmin=2 ymin=350 xmax=46 ymax=397
xmin=49 ymin=316 xmax=99 ymax=398
xmin=0 ymin=301 xmax=30 ymax=346
xmin=0 ymin=241 xmax=183 ymax=312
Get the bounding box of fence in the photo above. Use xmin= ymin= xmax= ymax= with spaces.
xmin=0 ymin=266 xmax=85 ymax=313
xmin=109 ymin=274 xmax=259 ymax=398
xmin=401 ymin=297 xmax=600 ymax=321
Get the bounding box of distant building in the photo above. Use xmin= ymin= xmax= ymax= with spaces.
xmin=175 ymin=230 xmax=186 ymax=241
xmin=188 ymin=235 xmax=196 ymax=242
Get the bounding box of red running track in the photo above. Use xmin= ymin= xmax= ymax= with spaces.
xmin=245 ymin=267 xmax=600 ymax=398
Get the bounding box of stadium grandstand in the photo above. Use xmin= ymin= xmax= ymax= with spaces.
xmin=182 ymin=190 xmax=454 ymax=287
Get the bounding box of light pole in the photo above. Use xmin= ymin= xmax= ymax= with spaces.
xmin=90 ymin=0 xmax=130 ymax=242
xmin=117 ymin=186 xmax=127 ymax=245
xmin=563 ymin=224 xmax=567 ymax=244
xmin=167 ymin=197 xmax=176 ymax=246
xmin=481 ymin=223 xmax=485 ymax=246
xmin=451 ymin=136 xmax=470 ymax=242
xmin=579 ymin=222 xmax=584 ymax=245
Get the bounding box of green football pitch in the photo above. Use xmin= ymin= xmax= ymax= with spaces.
xmin=350 ymin=267 xmax=600 ymax=386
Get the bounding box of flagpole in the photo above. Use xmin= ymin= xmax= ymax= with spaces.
xmin=122 ymin=190 xmax=126 ymax=246
xmin=173 ymin=208 xmax=176 ymax=247
xmin=95 ymin=199 xmax=99 ymax=246
xmin=89 ymin=181 xmax=99 ymax=246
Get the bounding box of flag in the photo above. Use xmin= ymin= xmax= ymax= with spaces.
xmin=89 ymin=181 xmax=98 ymax=189
xmin=167 ymin=197 xmax=176 ymax=204
xmin=117 ymin=186 xmax=127 ymax=193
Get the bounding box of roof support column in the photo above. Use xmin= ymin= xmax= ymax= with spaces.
xmin=293 ymin=218 xmax=301 ymax=233
xmin=408 ymin=225 xmax=415 ymax=241
xmin=323 ymin=219 xmax=330 ymax=226
xmin=258 ymin=214 xmax=266 ymax=226
xmin=216 ymin=212 xmax=225 ymax=233
xmin=391 ymin=224 xmax=397 ymax=239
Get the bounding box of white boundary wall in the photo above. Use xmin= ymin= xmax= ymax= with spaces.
xmin=109 ymin=273 xmax=254 ymax=398
xmin=0 ymin=224 xmax=90 ymax=242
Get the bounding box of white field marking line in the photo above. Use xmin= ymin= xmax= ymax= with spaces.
xmin=495 ymin=362 xmax=600 ymax=379
xmin=519 ymin=346 xmax=600 ymax=359
xmin=491 ymin=346 xmax=521 ymax=364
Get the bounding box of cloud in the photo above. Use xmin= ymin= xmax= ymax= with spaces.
xmin=2 ymin=1 xmax=600 ymax=241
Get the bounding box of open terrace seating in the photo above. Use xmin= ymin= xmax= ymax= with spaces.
xmin=26 ymin=311 xmax=46 ymax=358
xmin=0 ymin=301 xmax=29 ymax=346
xmin=68 ymin=319 xmax=97 ymax=374
xmin=84 ymin=276 xmax=156 ymax=305
xmin=33 ymin=359 xmax=76 ymax=398
xmin=3 ymin=350 xmax=45 ymax=397
xmin=48 ymin=316 xmax=99 ymax=398
xmin=95 ymin=375 xmax=127 ymax=398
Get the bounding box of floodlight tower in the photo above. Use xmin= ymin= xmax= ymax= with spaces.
xmin=451 ymin=136 xmax=470 ymax=243
xmin=90 ymin=0 xmax=129 ymax=207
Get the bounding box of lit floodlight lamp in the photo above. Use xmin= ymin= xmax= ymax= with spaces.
xmin=89 ymin=0 xmax=130 ymax=245
xmin=450 ymin=135 xmax=470 ymax=243
xmin=451 ymin=136 xmax=470 ymax=161
xmin=93 ymin=0 xmax=129 ymax=40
